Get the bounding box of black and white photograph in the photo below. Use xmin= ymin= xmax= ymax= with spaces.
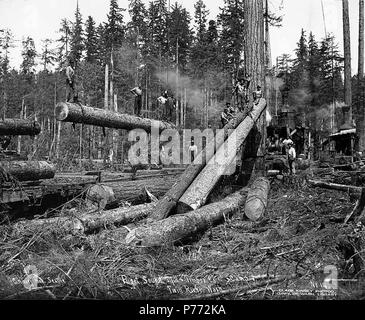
xmin=0 ymin=0 xmax=364 ymax=307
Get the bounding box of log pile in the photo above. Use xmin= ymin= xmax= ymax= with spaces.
xmin=149 ymin=108 xmax=254 ymax=221
xmin=176 ymin=98 xmax=267 ymax=214
xmin=125 ymin=188 xmax=248 ymax=247
xmin=0 ymin=119 xmax=41 ymax=136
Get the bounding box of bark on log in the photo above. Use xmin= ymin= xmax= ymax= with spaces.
xmin=55 ymin=102 xmax=174 ymax=132
xmin=11 ymin=203 xmax=156 ymax=237
xmin=344 ymin=187 xmax=365 ymax=224
xmin=0 ymin=119 xmax=41 ymax=136
xmin=0 ymin=161 xmax=56 ymax=181
xmin=103 ymin=173 xmax=181 ymax=206
xmin=244 ymin=177 xmax=270 ymax=221
xmin=176 ymin=99 xmax=267 ymax=214
xmin=125 ymin=189 xmax=248 ymax=247
xmin=149 ymin=110 xmax=251 ymax=221
xmin=308 ymin=179 xmax=362 ymax=195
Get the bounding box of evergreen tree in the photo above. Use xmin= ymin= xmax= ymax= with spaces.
xmin=57 ymin=19 xmax=72 ymax=68
xmin=84 ymin=16 xmax=98 ymax=63
xmin=318 ymin=34 xmax=344 ymax=105
xmin=70 ymin=2 xmax=84 ymax=64
xmin=105 ymin=0 xmax=126 ymax=52
xmin=169 ymin=3 xmax=193 ymax=72
xmin=217 ymin=0 xmax=245 ymax=77
xmin=20 ymin=37 xmax=37 ymax=75
xmin=307 ymin=32 xmax=321 ymax=108
xmin=128 ymin=0 xmax=148 ymax=41
xmin=96 ymin=23 xmax=107 ymax=64
xmin=41 ymin=39 xmax=56 ymax=72
xmin=0 ymin=29 xmax=14 ymax=75
xmin=194 ymin=0 xmax=209 ymax=43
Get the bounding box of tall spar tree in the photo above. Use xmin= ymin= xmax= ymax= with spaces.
xmin=357 ymin=0 xmax=365 ymax=152
xmin=343 ymin=0 xmax=352 ymax=125
xmin=241 ymin=0 xmax=266 ymax=183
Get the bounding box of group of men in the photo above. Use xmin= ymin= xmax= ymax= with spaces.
xmin=220 ymin=102 xmax=237 ymax=128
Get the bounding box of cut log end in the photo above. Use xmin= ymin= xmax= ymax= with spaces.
xmin=55 ymin=102 xmax=70 ymax=121
xmin=244 ymin=177 xmax=270 ymax=222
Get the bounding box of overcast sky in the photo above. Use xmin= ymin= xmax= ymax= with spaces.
xmin=0 ymin=0 xmax=362 ymax=74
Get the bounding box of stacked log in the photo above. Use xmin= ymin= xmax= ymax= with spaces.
xmin=176 ymin=99 xmax=267 ymax=214
xmin=0 ymin=161 xmax=56 ymax=181
xmin=0 ymin=119 xmax=41 ymax=136
xmin=55 ymin=102 xmax=174 ymax=132
xmin=125 ymin=188 xmax=248 ymax=247
xmin=149 ymin=100 xmax=265 ymax=221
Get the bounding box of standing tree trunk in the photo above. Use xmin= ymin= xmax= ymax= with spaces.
xmin=357 ymin=0 xmax=365 ymax=152
xmin=242 ymin=0 xmax=267 ymax=183
xmin=343 ymin=0 xmax=353 ymax=124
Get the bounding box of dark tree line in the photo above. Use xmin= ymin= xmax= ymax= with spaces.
xmin=0 ymin=0 xmax=254 ymax=165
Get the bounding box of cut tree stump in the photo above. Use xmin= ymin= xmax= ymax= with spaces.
xmin=0 ymin=119 xmax=41 ymax=136
xmin=0 ymin=161 xmax=56 ymax=181
xmin=244 ymin=177 xmax=270 ymax=222
xmin=149 ymin=108 xmax=253 ymax=221
xmin=125 ymin=188 xmax=248 ymax=247
xmin=55 ymin=102 xmax=174 ymax=132
xmin=176 ymin=98 xmax=267 ymax=214
xmin=11 ymin=202 xmax=156 ymax=237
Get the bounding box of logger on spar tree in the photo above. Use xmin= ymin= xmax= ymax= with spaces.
xmin=221 ymin=103 xmax=232 ymax=128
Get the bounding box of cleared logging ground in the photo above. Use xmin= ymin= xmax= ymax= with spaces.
xmin=0 ymin=173 xmax=364 ymax=300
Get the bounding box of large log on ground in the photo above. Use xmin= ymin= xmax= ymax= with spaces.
xmin=125 ymin=189 xmax=248 ymax=247
xmin=55 ymin=102 xmax=174 ymax=132
xmin=176 ymin=99 xmax=267 ymax=214
xmin=0 ymin=119 xmax=41 ymax=136
xmin=149 ymin=100 xmax=266 ymax=221
xmin=308 ymin=179 xmax=362 ymax=196
xmin=0 ymin=161 xmax=56 ymax=181
xmin=244 ymin=177 xmax=270 ymax=222
xmin=103 ymin=173 xmax=181 ymax=206
xmin=11 ymin=202 xmax=156 ymax=237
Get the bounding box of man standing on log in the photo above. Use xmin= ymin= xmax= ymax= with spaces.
xmin=131 ymin=86 xmax=143 ymax=117
xmin=65 ymin=58 xmax=76 ymax=102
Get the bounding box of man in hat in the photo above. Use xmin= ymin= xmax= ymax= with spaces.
xmin=131 ymin=86 xmax=143 ymax=116
xmin=66 ymin=57 xmax=76 ymax=102
xmin=287 ymin=142 xmax=296 ymax=175
xmin=221 ymin=103 xmax=231 ymax=128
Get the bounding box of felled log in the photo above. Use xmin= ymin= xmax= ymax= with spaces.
xmin=177 ymin=99 xmax=267 ymax=214
xmin=0 ymin=119 xmax=41 ymax=136
xmin=125 ymin=189 xmax=248 ymax=247
xmin=55 ymin=102 xmax=174 ymax=132
xmin=244 ymin=177 xmax=270 ymax=222
xmin=102 ymin=173 xmax=181 ymax=206
xmin=149 ymin=110 xmax=253 ymax=221
xmin=344 ymin=188 xmax=365 ymax=224
xmin=11 ymin=202 xmax=156 ymax=237
xmin=0 ymin=161 xmax=56 ymax=181
xmin=308 ymin=179 xmax=362 ymax=196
